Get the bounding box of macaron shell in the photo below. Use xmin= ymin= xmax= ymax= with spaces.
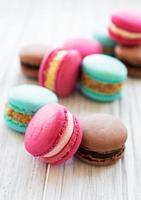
xmin=111 ymin=11 xmax=141 ymax=32
xmin=127 ymin=65 xmax=141 ymax=78
xmin=4 ymin=115 xmax=27 ymax=133
xmin=115 ymin=45 xmax=141 ymax=66
xmin=55 ymin=50 xmax=81 ymax=97
xmin=63 ymin=38 xmax=103 ymax=58
xmin=20 ymin=44 xmax=49 ymax=65
xmin=80 ymin=114 xmax=127 ymax=152
xmin=82 ymin=54 xmax=127 ymax=83
xmin=76 ymin=148 xmax=124 ymax=166
xmin=21 ymin=66 xmax=38 ymax=79
xmin=109 ymin=28 xmax=141 ymax=45
xmin=94 ymin=31 xmax=116 ymax=48
xmin=8 ymin=85 xmax=58 ymax=114
xmin=80 ymin=84 xmax=121 ymax=102
xmin=24 ymin=104 xmax=68 ymax=156
xmin=41 ymin=116 xmax=83 ymax=164
xmin=39 ymin=48 xmax=59 ymax=86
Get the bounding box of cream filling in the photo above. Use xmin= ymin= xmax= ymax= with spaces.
xmin=43 ymin=111 xmax=74 ymax=158
xmin=44 ymin=50 xmax=67 ymax=90
xmin=110 ymin=22 xmax=141 ymax=39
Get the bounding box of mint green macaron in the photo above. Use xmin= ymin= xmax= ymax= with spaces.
xmin=93 ymin=30 xmax=116 ymax=55
xmin=4 ymin=84 xmax=58 ymax=133
xmin=80 ymin=54 xmax=127 ymax=102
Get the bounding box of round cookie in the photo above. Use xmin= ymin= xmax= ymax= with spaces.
xmin=93 ymin=30 xmax=116 ymax=55
xmin=115 ymin=45 xmax=141 ymax=78
xmin=76 ymin=114 xmax=128 ymax=166
xmin=80 ymin=54 xmax=127 ymax=102
xmin=39 ymin=48 xmax=81 ymax=97
xmin=4 ymin=84 xmax=58 ymax=133
xmin=24 ymin=104 xmax=83 ymax=165
xmin=109 ymin=11 xmax=141 ymax=45
xmin=63 ymin=38 xmax=103 ymax=58
xmin=20 ymin=44 xmax=50 ymax=79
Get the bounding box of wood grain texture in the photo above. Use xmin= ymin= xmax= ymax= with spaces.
xmin=0 ymin=0 xmax=141 ymax=199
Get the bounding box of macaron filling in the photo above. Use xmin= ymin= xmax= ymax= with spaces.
xmin=102 ymin=46 xmax=114 ymax=54
xmin=42 ymin=111 xmax=74 ymax=158
xmin=77 ymin=146 xmax=125 ymax=162
xmin=21 ymin=61 xmax=39 ymax=69
xmin=81 ymin=73 xmax=123 ymax=94
xmin=44 ymin=50 xmax=67 ymax=90
xmin=5 ymin=105 xmax=32 ymax=124
xmin=109 ymin=23 xmax=141 ymax=39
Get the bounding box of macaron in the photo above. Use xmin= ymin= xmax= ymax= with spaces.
xmin=115 ymin=45 xmax=141 ymax=78
xmin=109 ymin=11 xmax=141 ymax=45
xmin=24 ymin=104 xmax=83 ymax=165
xmin=39 ymin=48 xmax=81 ymax=97
xmin=93 ymin=30 xmax=116 ymax=55
xmin=63 ymin=38 xmax=103 ymax=58
xmin=4 ymin=84 xmax=58 ymax=133
xmin=80 ymin=54 xmax=127 ymax=102
xmin=20 ymin=44 xmax=50 ymax=79
xmin=76 ymin=114 xmax=128 ymax=166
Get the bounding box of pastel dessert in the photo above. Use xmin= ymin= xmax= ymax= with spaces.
xmin=24 ymin=104 xmax=83 ymax=165
xmin=109 ymin=11 xmax=141 ymax=45
xmin=20 ymin=44 xmax=50 ymax=79
xmin=76 ymin=114 xmax=128 ymax=166
xmin=39 ymin=48 xmax=81 ymax=97
xmin=80 ymin=54 xmax=127 ymax=102
xmin=4 ymin=85 xmax=58 ymax=133
xmin=63 ymin=38 xmax=103 ymax=58
xmin=93 ymin=30 xmax=116 ymax=55
xmin=115 ymin=45 xmax=141 ymax=78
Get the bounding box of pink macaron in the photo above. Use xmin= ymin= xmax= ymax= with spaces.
xmin=63 ymin=38 xmax=103 ymax=58
xmin=39 ymin=48 xmax=81 ymax=97
xmin=109 ymin=11 xmax=141 ymax=45
xmin=24 ymin=104 xmax=83 ymax=165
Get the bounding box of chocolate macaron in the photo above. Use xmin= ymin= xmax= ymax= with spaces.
xmin=115 ymin=45 xmax=141 ymax=78
xmin=76 ymin=114 xmax=128 ymax=166
xmin=19 ymin=44 xmax=50 ymax=79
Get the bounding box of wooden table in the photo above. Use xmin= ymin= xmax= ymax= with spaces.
xmin=0 ymin=0 xmax=140 ymax=199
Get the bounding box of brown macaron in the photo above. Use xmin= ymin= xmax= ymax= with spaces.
xmin=76 ymin=113 xmax=128 ymax=166
xmin=19 ymin=44 xmax=51 ymax=79
xmin=115 ymin=45 xmax=141 ymax=78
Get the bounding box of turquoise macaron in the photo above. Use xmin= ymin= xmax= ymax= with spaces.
xmin=93 ymin=30 xmax=116 ymax=55
xmin=80 ymin=54 xmax=127 ymax=102
xmin=4 ymin=84 xmax=58 ymax=133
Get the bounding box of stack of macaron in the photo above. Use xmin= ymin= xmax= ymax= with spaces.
xmin=108 ymin=11 xmax=141 ymax=78
xmin=4 ymin=10 xmax=134 ymax=166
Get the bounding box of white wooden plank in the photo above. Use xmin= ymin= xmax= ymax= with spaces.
xmin=0 ymin=1 xmax=47 ymax=200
